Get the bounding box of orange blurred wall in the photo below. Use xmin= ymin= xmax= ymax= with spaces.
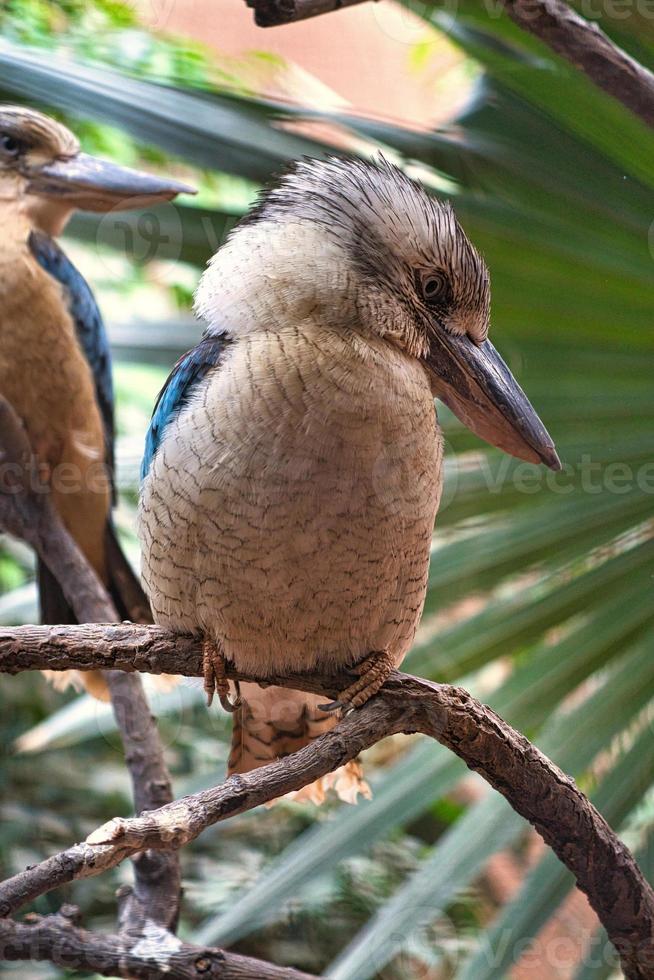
xmin=140 ymin=0 xmax=471 ymax=128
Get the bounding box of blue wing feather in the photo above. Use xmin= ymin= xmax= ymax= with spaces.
xmin=141 ymin=334 xmax=230 ymax=481
xmin=29 ymin=232 xmax=154 ymax=623
xmin=29 ymin=230 xmax=115 ymax=475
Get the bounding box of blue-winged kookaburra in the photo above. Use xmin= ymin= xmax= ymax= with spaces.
xmin=0 ymin=105 xmax=192 ymax=700
xmin=139 ymin=157 xmax=559 ymax=803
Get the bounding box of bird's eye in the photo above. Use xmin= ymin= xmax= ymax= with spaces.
xmin=419 ymin=271 xmax=450 ymax=306
xmin=0 ymin=133 xmax=23 ymax=157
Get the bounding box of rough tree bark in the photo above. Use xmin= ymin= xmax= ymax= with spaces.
xmin=1 ymin=625 xmax=654 ymax=978
xmin=0 ymin=911 xmax=317 ymax=979
xmin=0 ymin=395 xmax=181 ymax=933
xmin=500 ymin=0 xmax=654 ymax=127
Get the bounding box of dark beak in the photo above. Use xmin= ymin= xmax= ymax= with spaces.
xmin=426 ymin=330 xmax=561 ymax=470
xmin=25 ymin=152 xmax=195 ymax=211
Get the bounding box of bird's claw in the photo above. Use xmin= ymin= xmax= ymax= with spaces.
xmin=217 ymin=682 xmax=242 ymax=713
xmin=318 ymin=649 xmax=394 ymax=716
xmin=318 ymin=699 xmax=346 ymax=713
xmin=202 ymin=637 xmax=241 ymax=712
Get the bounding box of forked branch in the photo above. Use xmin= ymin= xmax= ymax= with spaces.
xmin=1 ymin=626 xmax=654 ymax=979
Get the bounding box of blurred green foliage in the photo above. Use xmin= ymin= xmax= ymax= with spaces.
xmin=0 ymin=0 xmax=209 ymax=83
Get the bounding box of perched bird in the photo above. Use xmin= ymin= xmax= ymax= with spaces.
xmin=139 ymin=157 xmax=559 ymax=803
xmin=0 ymin=105 xmax=192 ymax=699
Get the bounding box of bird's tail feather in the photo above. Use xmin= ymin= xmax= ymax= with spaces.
xmin=37 ymin=522 xmax=155 ymax=702
xmin=227 ymin=682 xmax=371 ymax=805
xmin=104 ymin=521 xmax=152 ymax=625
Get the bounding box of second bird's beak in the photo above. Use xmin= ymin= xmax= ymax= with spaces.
xmin=25 ymin=151 xmax=195 ymax=212
xmin=426 ymin=329 xmax=561 ymax=470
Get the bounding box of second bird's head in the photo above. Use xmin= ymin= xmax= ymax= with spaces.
xmin=196 ymin=155 xmax=560 ymax=470
xmin=0 ymin=104 xmax=194 ymax=234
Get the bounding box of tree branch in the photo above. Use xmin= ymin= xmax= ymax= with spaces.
xmin=499 ymin=0 xmax=654 ymax=127
xmin=107 ymin=669 xmax=181 ymax=934
xmin=0 ymin=909 xmax=318 ymax=979
xmin=0 ymin=398 xmax=180 ymax=934
xmin=246 ymin=0 xmax=372 ymax=27
xmin=0 ymin=622 xmax=199 ymax=678
xmin=1 ymin=626 xmax=654 ymax=978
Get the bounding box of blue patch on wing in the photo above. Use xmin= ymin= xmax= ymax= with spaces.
xmin=141 ymin=334 xmax=230 ymax=481
xmin=29 ymin=230 xmax=115 ymax=476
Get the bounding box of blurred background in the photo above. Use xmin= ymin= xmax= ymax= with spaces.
xmin=0 ymin=1 xmax=653 ymax=977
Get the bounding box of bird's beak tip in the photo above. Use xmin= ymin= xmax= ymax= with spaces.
xmin=161 ymin=179 xmax=197 ymax=198
xmin=427 ymin=333 xmax=559 ymax=471
xmin=542 ymin=446 xmax=562 ymax=472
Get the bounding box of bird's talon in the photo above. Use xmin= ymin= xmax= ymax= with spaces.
xmin=322 ymin=650 xmax=395 ymax=715
xmin=318 ymin=699 xmax=345 ymax=713
xmin=218 ymin=690 xmax=240 ymax=713
xmin=202 ymin=637 xmax=239 ymax=712
xmin=218 ymin=679 xmax=242 ymax=713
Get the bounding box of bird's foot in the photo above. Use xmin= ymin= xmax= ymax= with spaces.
xmin=202 ymin=636 xmax=241 ymax=712
xmin=319 ymin=649 xmax=395 ymax=715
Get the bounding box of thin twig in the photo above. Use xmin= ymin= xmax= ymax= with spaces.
xmin=246 ymin=0 xmax=372 ymax=27
xmin=0 ymin=397 xmax=180 ymax=932
xmin=500 ymin=0 xmax=654 ymax=127
xmin=1 ymin=629 xmax=654 ymax=979
xmin=107 ymin=670 xmax=181 ymax=934
xmin=0 ymin=910 xmax=318 ymax=979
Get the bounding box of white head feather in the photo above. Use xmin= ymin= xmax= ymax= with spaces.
xmin=195 ymin=155 xmax=490 ymax=358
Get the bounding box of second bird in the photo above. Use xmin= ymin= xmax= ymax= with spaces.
xmin=139 ymin=157 xmax=560 ymax=803
xmin=0 ymin=105 xmax=192 ymax=699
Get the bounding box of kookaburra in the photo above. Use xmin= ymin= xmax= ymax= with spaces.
xmin=0 ymin=105 xmax=192 ymax=699
xmin=139 ymin=156 xmax=559 ymax=803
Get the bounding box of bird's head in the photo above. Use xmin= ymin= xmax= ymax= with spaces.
xmin=0 ymin=105 xmax=194 ymax=235
xmin=196 ymin=155 xmax=559 ymax=469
